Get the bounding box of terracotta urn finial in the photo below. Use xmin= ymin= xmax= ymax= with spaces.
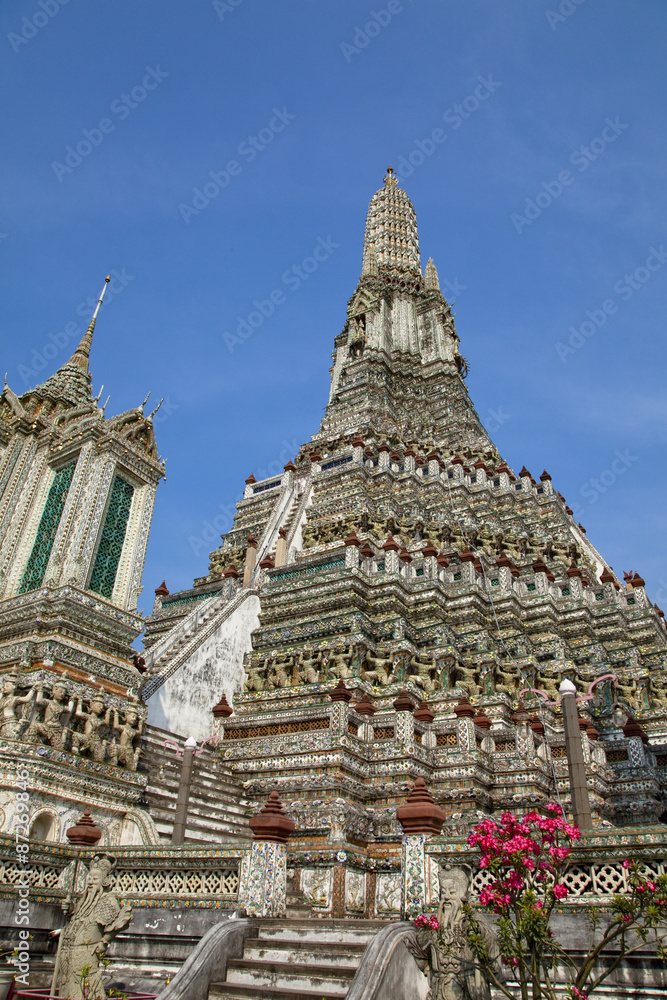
xmin=249 ymin=789 xmax=295 ymax=843
xmin=66 ymin=808 xmax=102 ymax=846
xmin=396 ymin=777 xmax=445 ymax=835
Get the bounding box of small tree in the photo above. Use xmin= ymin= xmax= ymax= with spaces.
xmin=460 ymin=804 xmax=667 ymax=999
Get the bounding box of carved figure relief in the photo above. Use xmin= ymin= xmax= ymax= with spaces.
xmin=52 ymin=853 xmax=132 ymax=1000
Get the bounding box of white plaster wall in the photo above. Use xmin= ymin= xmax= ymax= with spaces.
xmin=146 ymin=593 xmax=260 ymax=741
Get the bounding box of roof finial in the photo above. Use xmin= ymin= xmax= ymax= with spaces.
xmin=384 ymin=165 xmax=398 ymax=188
xmin=69 ymin=275 xmax=111 ymax=372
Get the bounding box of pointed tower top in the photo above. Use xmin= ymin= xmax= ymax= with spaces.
xmin=384 ymin=165 xmax=398 ymax=188
xmin=361 ymin=169 xmax=421 ymax=279
xmin=69 ymin=276 xmax=111 ymax=372
xmin=424 ymin=257 xmax=440 ymax=291
xmin=22 ymin=276 xmax=110 ymax=410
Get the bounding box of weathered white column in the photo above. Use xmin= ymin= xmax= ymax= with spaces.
xmin=560 ymin=679 xmax=592 ymax=830
xmin=172 ymin=736 xmax=197 ymax=845
xmin=274 ymin=527 xmax=288 ymax=567
xmin=242 ymin=533 xmax=258 ymax=587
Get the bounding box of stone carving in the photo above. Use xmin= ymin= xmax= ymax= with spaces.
xmin=363 ymin=647 xmax=394 ymax=686
xmin=0 ymin=671 xmax=36 ymax=740
xmin=345 ymin=870 xmax=365 ymax=911
xmin=297 ymin=645 xmax=322 ymax=684
xmin=301 ymin=867 xmax=332 ymax=908
xmin=71 ymin=695 xmax=113 ymax=763
xmin=4 ymin=673 xmax=143 ymax=770
xmin=26 ymin=680 xmax=75 ymax=752
xmin=328 ymin=644 xmax=355 ymax=680
xmin=53 ymin=853 xmax=132 ymax=1000
xmin=410 ymin=864 xmax=499 ymax=1000
xmin=408 ymin=653 xmax=439 ymax=694
xmin=376 ymin=873 xmax=401 ymax=913
xmin=110 ymin=707 xmax=143 ymax=770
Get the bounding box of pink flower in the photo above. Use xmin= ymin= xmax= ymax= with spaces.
xmin=621 ymin=914 xmax=631 ymax=923
xmin=552 ymin=883 xmax=568 ymax=900
xmin=414 ymin=915 xmax=428 ymax=927
xmin=647 ymin=881 xmax=657 ymax=892
xmin=622 ymin=859 xmax=631 ymax=869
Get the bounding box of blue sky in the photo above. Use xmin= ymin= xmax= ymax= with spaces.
xmin=1 ymin=0 xmax=666 ymax=618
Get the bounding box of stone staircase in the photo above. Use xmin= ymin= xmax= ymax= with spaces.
xmin=141 ymin=724 xmax=252 ymax=844
xmin=209 ymin=918 xmax=386 ymax=1000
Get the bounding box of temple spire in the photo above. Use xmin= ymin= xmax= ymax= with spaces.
xmin=361 ymin=168 xmax=421 ymax=279
xmin=69 ymin=275 xmax=111 ymax=372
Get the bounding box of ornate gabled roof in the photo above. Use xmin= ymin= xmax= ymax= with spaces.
xmin=20 ymin=277 xmax=110 ymax=412
xmin=361 ymin=167 xmax=421 ymax=278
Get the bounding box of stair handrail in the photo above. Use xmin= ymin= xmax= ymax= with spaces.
xmin=285 ymin=478 xmax=313 ymax=551
xmin=253 ymin=474 xmax=298 ymax=567
xmin=140 ymin=588 xmax=256 ymax=699
xmin=143 ymin=586 xmax=233 ymax=672
xmin=157 ymin=917 xmax=254 ymax=1000
xmin=346 ymin=921 xmax=428 ymax=999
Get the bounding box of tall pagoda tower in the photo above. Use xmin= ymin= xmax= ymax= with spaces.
xmin=0 ymin=279 xmax=165 ymax=846
xmin=143 ymin=172 xmax=667 ymax=917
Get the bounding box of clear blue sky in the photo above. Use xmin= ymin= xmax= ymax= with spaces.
xmin=1 ymin=0 xmax=666 ymax=618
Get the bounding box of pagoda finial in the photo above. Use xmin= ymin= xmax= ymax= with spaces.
xmin=425 ymin=257 xmax=440 ymax=291
xmin=69 ymin=275 xmax=110 ymax=372
xmin=384 ymin=165 xmax=398 ymax=188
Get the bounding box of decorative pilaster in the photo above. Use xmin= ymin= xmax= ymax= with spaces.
xmin=393 ymin=690 xmax=415 ymax=751
xmin=453 ymin=695 xmax=475 ymax=753
xmin=397 ymin=777 xmax=445 ymax=918
xmin=239 ymin=789 xmax=295 ymax=918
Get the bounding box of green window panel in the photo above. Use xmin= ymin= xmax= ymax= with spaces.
xmin=19 ymin=461 xmax=77 ymax=594
xmin=89 ymin=475 xmax=135 ymax=599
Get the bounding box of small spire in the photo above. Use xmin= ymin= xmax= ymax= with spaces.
xmin=384 ymin=165 xmax=398 ymax=188
xmin=70 ymin=276 xmax=110 ymax=372
xmin=424 ymin=257 xmax=440 ymax=291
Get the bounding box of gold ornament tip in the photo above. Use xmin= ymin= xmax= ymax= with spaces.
xmin=105 ymin=275 xmax=111 ymax=282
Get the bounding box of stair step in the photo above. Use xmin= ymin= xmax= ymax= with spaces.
xmin=225 ymin=958 xmax=355 ymax=992
xmin=257 ymin=918 xmax=381 ymax=945
xmin=210 ymin=984 xmax=347 ymax=1000
xmin=243 ymin=940 xmax=365 ymax=967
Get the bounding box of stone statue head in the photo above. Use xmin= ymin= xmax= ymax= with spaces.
xmin=52 ymin=683 xmax=68 ymax=701
xmin=2 ymin=673 xmax=18 ymax=694
xmin=438 ymin=864 xmax=470 ymax=903
xmin=90 ymin=697 xmax=105 ymax=714
xmin=124 ymin=709 xmax=138 ymax=725
xmin=87 ymin=853 xmax=116 ymax=889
